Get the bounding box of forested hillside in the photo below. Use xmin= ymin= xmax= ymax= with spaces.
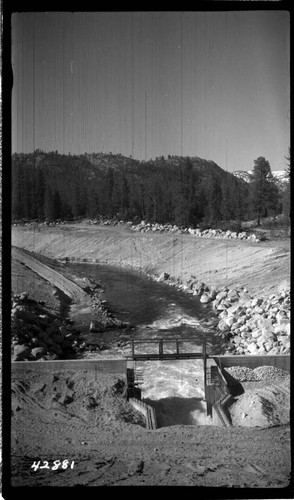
xmin=11 ymin=150 xmax=288 ymax=228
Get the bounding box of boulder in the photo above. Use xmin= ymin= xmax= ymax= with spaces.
xmin=222 ymin=299 xmax=233 ymax=309
xmin=89 ymin=321 xmax=105 ymax=333
xmin=219 ymin=310 xmax=228 ymax=320
xmin=251 ymin=329 xmax=261 ymax=339
xmin=278 ymin=318 xmax=290 ymax=332
xmin=225 ymin=316 xmax=235 ymax=327
xmin=247 ymin=342 xmax=259 ymax=354
xmin=47 ymin=353 xmax=59 ymax=360
xmin=254 ymin=306 xmax=264 ymax=314
xmin=251 ymin=298 xmax=263 ymax=307
xmin=218 ymin=320 xmax=229 ymax=332
xmin=31 ymin=347 xmax=47 ymax=359
xmin=256 ymin=335 xmax=266 ymax=347
xmin=226 ymin=303 xmax=242 ymax=316
xmin=157 ymin=272 xmax=170 ymax=282
xmin=216 ymin=291 xmax=227 ymax=301
xmin=208 ymin=289 xmax=218 ymax=300
xmin=227 ymin=289 xmax=239 ymax=300
xmin=200 ymin=294 xmax=211 ymax=304
xmin=264 ymin=340 xmax=274 ymax=352
xmin=13 ymin=344 xmax=31 ymax=360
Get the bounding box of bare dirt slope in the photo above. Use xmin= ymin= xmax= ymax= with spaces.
xmin=12 ymin=224 xmax=290 ymax=297
xmin=12 ymin=247 xmax=86 ymax=303
xmin=10 ymin=368 xmax=291 ymax=488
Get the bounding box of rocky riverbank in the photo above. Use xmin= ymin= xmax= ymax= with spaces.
xmin=154 ymin=272 xmax=290 ymax=356
xmin=11 ymin=285 xmax=131 ymax=362
xmin=11 ymin=292 xmax=82 ymax=361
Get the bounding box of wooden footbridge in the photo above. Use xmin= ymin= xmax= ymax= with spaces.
xmin=126 ymin=338 xmax=208 ymax=399
xmin=127 ymin=337 xmax=207 ymax=361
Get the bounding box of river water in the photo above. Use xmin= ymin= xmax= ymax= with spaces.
xmin=68 ymin=262 xmax=221 ymax=426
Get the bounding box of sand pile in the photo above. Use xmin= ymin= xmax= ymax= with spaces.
xmin=224 ymin=366 xmax=290 ymax=428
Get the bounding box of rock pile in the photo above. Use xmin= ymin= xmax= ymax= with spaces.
xmin=90 ymin=293 xmax=130 ymax=330
xmin=11 ymin=288 xmax=132 ymax=360
xmin=130 ymin=221 xmax=262 ymax=242
xmin=154 ymin=273 xmax=290 ymax=356
xmin=224 ymin=365 xmax=290 ymax=383
xmin=14 ymin=217 xmax=265 ymax=242
xmin=11 ymin=292 xmax=84 ymax=361
xmin=211 ymin=286 xmax=290 ymax=355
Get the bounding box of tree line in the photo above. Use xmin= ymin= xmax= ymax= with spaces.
xmin=11 ymin=150 xmax=290 ymax=228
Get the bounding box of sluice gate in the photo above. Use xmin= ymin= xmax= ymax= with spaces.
xmin=125 ymin=338 xmax=233 ymax=427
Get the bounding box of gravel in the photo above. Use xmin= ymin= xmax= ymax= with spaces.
xmin=224 ymin=365 xmax=289 ymax=383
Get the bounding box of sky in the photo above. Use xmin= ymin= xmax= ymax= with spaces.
xmin=11 ymin=11 xmax=290 ymax=173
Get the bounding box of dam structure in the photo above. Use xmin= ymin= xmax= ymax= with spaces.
xmin=125 ymin=338 xmax=231 ymax=427
xmin=12 ymin=340 xmax=290 ymax=429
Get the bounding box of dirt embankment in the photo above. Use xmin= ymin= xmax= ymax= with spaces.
xmin=12 ymin=223 xmax=290 ymax=298
xmin=12 ymin=246 xmax=87 ymax=303
xmin=10 ymin=367 xmax=291 ymax=488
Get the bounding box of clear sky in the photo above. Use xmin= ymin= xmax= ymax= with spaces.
xmin=11 ymin=11 xmax=290 ymax=172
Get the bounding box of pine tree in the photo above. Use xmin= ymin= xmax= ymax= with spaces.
xmin=251 ymin=157 xmax=279 ymax=225
xmin=44 ymin=186 xmax=55 ymax=221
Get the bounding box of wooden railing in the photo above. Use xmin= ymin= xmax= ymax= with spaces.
xmin=128 ymin=338 xmax=206 ymax=361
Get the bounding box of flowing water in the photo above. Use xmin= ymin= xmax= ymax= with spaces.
xmin=68 ymin=262 xmax=221 ymax=425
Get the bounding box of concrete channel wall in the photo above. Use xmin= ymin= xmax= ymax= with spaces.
xmin=210 ymin=354 xmax=290 ymax=427
xmin=212 ymin=394 xmax=232 ymax=427
xmin=11 ymin=359 xmax=127 ymax=373
xmin=129 ymin=398 xmax=157 ymax=430
xmin=210 ymin=366 xmax=233 ymax=427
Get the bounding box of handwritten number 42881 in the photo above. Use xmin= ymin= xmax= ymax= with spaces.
xmin=31 ymin=460 xmax=75 ymax=471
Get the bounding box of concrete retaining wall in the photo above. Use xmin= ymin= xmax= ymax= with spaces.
xmin=213 ymin=355 xmax=290 ymax=372
xmin=11 ymin=359 xmax=127 ymax=374
xmin=209 ymin=354 xmax=290 ymax=427
xmin=212 ymin=398 xmax=232 ymax=427
xmin=129 ymin=398 xmax=157 ymax=429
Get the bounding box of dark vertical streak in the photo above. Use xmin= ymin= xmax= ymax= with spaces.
xmin=21 ymin=21 xmax=24 ymax=151
xmin=139 ymin=13 xmax=142 ymax=160
xmin=32 ymin=14 xmax=35 ymax=152
xmin=131 ymin=12 xmax=134 ymax=158
xmin=145 ymin=91 xmax=147 ymax=162
xmin=180 ymin=13 xmax=183 ymax=157
xmin=62 ymin=15 xmax=65 ymax=155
